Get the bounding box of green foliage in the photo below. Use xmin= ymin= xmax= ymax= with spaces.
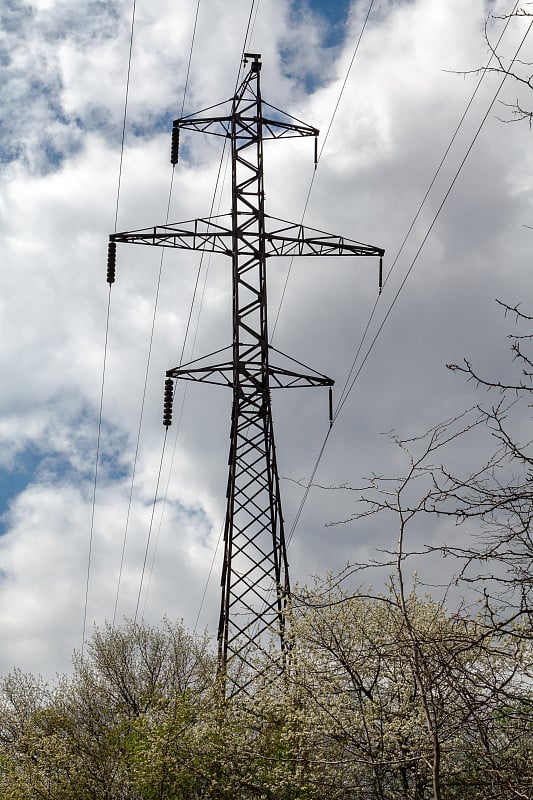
xmin=0 ymin=597 xmax=531 ymax=799
xmin=285 ymin=580 xmax=533 ymax=799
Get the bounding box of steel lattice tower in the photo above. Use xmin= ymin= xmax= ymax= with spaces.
xmin=108 ymin=53 xmax=384 ymax=694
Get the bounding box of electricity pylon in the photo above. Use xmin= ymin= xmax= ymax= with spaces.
xmin=108 ymin=53 xmax=384 ymax=695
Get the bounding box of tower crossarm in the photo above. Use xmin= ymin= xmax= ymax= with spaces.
xmin=166 ymin=346 xmax=334 ymax=390
xmin=110 ymin=216 xmax=233 ymax=255
xmin=250 ymin=117 xmax=318 ymax=140
xmin=174 ymin=114 xmax=232 ymax=138
xmin=110 ymin=214 xmax=384 ymax=260
xmin=173 ymin=73 xmax=318 ymax=143
xmin=175 ymin=114 xmax=318 ymax=141
xmin=264 ymin=217 xmax=385 ymax=259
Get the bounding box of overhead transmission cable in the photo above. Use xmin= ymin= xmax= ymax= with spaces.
xmin=147 ymin=2 xmax=259 ymax=624
xmin=83 ymin=283 xmax=113 ymax=658
xmin=186 ymin=0 xmax=372 ymax=631
xmin=184 ymin=2 xmax=262 ymax=631
xmin=138 ymin=2 xmax=258 ymax=620
xmin=335 ymin=18 xmax=531 ymax=420
xmin=154 ymin=1 xmax=522 ymax=634
xmin=249 ymin=0 xmax=261 ymax=45
xmin=235 ymin=2 xmax=377 ymax=633
xmin=287 ymin=10 xmax=531 ymax=550
xmin=271 ymin=0 xmax=375 ymax=340
xmin=134 ymin=427 xmax=169 ymax=622
xmin=334 ymin=0 xmax=521 ymax=414
xmin=113 ymin=0 xmax=203 ymax=624
xmin=141 ymin=148 xmax=231 ymax=620
xmin=82 ymin=0 xmax=137 ymax=658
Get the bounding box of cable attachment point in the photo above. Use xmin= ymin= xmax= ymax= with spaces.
xmin=163 ymin=377 xmax=174 ymax=427
xmin=107 ymin=240 xmax=116 ymax=284
xmin=171 ymin=124 xmax=180 ymax=165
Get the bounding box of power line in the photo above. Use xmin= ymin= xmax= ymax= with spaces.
xmin=271 ymin=0 xmax=375 ymax=340
xmin=136 ymin=2 xmax=257 ymax=621
xmin=248 ymin=0 xmax=262 ymax=48
xmin=336 ymin=20 xmax=532 ymax=417
xmin=82 ymin=0 xmax=137 ymax=656
xmin=82 ymin=286 xmax=112 ymax=658
xmin=335 ymin=0 xmax=521 ymax=414
xmin=113 ymin=2 xmax=205 ymax=622
xmin=114 ymin=0 xmax=137 ymax=235
xmin=113 ymin=244 xmax=166 ymax=625
xmin=134 ymin=427 xmax=168 ymax=623
xmin=180 ymin=0 xmax=202 ymax=117
xmin=184 ymin=1 xmax=376 ymax=633
xmin=141 ymin=146 xmax=231 ymax=619
xmin=287 ymin=11 xmax=532 ymax=549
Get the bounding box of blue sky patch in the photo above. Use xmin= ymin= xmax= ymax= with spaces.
xmin=0 ymin=406 xmax=131 ymax=535
xmin=131 ymin=110 xmax=177 ymax=140
xmin=300 ymin=0 xmax=351 ymax=47
xmin=280 ymin=0 xmax=352 ymax=92
xmin=0 ymin=0 xmax=33 ymax=33
xmin=0 ymin=448 xmax=41 ymax=535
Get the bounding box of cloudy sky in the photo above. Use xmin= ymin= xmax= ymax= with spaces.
xmin=0 ymin=0 xmax=531 ymax=678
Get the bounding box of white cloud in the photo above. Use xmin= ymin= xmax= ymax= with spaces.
xmin=0 ymin=0 xmax=532 ymax=677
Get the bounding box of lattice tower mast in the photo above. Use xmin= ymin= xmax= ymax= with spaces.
xmin=107 ymin=53 xmax=384 ymax=695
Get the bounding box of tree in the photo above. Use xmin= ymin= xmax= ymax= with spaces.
xmin=285 ymin=577 xmax=533 ymax=800
xmin=0 ymin=619 xmax=215 ymax=800
xmin=462 ymin=8 xmax=533 ymax=127
xmin=309 ymin=300 xmax=533 ymax=797
xmin=1 ymin=594 xmax=532 ymax=798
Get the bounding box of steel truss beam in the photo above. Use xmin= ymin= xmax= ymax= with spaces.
xmin=112 ymin=214 xmax=382 ymax=259
xmin=109 ymin=53 xmax=384 ymax=696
